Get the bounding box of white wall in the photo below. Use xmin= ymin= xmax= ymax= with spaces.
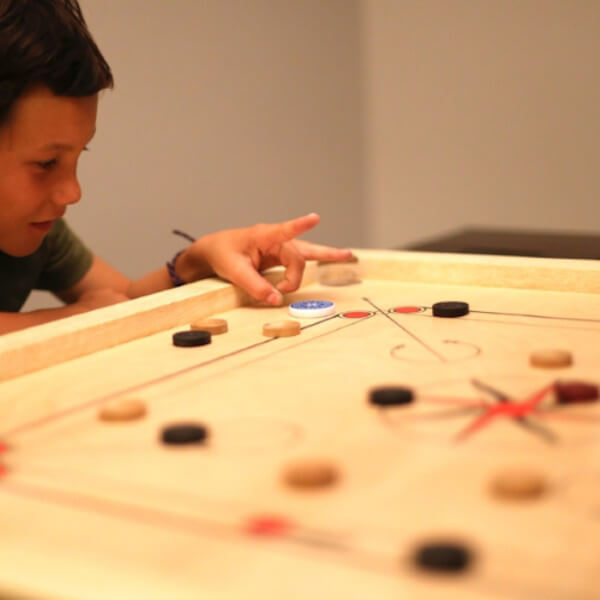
xmin=81 ymin=0 xmax=366 ymax=261
xmin=25 ymin=1 xmax=600 ymax=310
xmin=26 ymin=0 xmax=364 ymax=310
xmin=361 ymin=0 xmax=600 ymax=248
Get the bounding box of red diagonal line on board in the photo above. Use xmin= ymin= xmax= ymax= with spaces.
xmin=455 ymin=384 xmax=553 ymax=441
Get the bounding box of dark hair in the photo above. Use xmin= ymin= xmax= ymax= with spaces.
xmin=0 ymin=0 xmax=113 ymax=126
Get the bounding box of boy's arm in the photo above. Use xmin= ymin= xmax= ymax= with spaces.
xmin=0 ymin=254 xmax=150 ymax=334
xmin=0 ymin=253 xmax=207 ymax=337
xmin=1 ymin=214 xmax=351 ymax=334
xmin=55 ymin=255 xmax=130 ymax=302
xmin=0 ymin=256 xmax=132 ymax=334
xmin=0 ymin=254 xmax=199 ymax=334
xmin=0 ymin=262 xmax=130 ymax=334
xmin=60 ymin=213 xmax=351 ymax=305
xmin=55 ymin=255 xmax=213 ymax=301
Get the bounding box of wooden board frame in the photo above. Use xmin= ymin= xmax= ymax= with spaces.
xmin=2 ymin=249 xmax=600 ymax=600
xmin=0 ymin=249 xmax=598 ymax=382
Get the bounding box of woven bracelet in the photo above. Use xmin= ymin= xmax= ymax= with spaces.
xmin=166 ymin=229 xmax=196 ymax=287
xmin=166 ymin=249 xmax=186 ymax=287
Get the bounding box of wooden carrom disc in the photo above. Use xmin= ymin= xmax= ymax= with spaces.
xmin=98 ymin=398 xmax=147 ymax=422
xmin=317 ymin=256 xmax=360 ymax=287
xmin=318 ymin=268 xmax=360 ymax=287
xmin=317 ymin=256 xmax=359 ymax=266
xmin=262 ymin=320 xmax=301 ymax=338
xmin=530 ymin=349 xmax=573 ymax=369
xmin=491 ymin=467 xmax=548 ymax=500
xmin=283 ymin=459 xmax=340 ymax=489
xmin=190 ymin=318 xmax=228 ymax=335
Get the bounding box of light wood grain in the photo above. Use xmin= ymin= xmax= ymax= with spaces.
xmin=1 ymin=250 xmax=600 ymax=599
xmin=1 ymin=250 xmax=599 ymax=383
xmin=0 ymin=268 xmax=305 ymax=383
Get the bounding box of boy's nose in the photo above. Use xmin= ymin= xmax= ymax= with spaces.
xmin=52 ymin=176 xmax=82 ymax=206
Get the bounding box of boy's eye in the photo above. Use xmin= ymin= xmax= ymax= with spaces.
xmin=32 ymin=147 xmax=88 ymax=171
xmin=35 ymin=158 xmax=58 ymax=170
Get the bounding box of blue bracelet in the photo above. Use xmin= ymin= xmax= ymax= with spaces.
xmin=166 ymin=249 xmax=186 ymax=287
xmin=167 ymin=230 xmax=196 ymax=287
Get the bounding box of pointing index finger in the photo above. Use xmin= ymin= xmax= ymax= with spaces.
xmin=269 ymin=213 xmax=320 ymax=244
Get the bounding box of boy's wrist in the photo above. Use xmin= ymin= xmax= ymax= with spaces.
xmin=166 ymin=250 xmax=186 ymax=286
xmin=169 ymin=245 xmax=213 ymax=285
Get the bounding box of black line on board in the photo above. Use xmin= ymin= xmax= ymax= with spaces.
xmin=363 ymin=297 xmax=448 ymax=363
xmin=1 ymin=314 xmax=364 ymax=440
xmin=0 ymin=337 xmax=274 ymax=439
xmin=540 ymin=411 xmax=600 ymax=423
xmin=470 ymin=309 xmax=600 ymax=324
xmin=0 ymin=479 xmax=395 ymax=578
xmin=300 ymin=314 xmax=340 ymax=329
xmin=378 ymin=406 xmax=480 ymax=429
xmin=14 ymin=462 xmax=357 ymax=554
xmin=420 ymin=306 xmax=600 ymax=326
xmin=9 ymin=462 xmax=264 ymax=517
xmin=454 ymin=317 xmax=600 ymax=333
xmin=470 ymin=379 xmax=558 ymax=444
xmin=0 ymin=479 xmax=237 ymax=539
xmin=417 ymin=395 xmax=489 ymax=408
xmin=154 ymin=315 xmax=371 ymax=402
xmin=389 ymin=339 xmax=482 ymax=364
xmin=398 ymin=310 xmax=600 ymax=333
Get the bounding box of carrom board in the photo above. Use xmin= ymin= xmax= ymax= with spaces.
xmin=0 ymin=249 xmax=599 ymax=600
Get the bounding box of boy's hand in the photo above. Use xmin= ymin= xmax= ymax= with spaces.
xmin=180 ymin=213 xmax=353 ymax=305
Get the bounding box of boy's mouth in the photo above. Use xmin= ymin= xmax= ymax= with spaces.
xmin=30 ymin=220 xmax=54 ymax=233
xmin=29 ymin=212 xmax=64 ymax=233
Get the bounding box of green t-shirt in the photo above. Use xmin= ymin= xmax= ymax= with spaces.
xmin=0 ymin=219 xmax=93 ymax=312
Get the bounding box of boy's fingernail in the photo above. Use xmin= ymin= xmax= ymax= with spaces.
xmin=267 ymin=291 xmax=282 ymax=305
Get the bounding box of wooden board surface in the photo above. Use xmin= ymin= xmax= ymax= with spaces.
xmin=1 ymin=250 xmax=600 ymax=599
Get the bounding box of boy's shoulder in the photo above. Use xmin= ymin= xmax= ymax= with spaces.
xmin=0 ymin=219 xmax=93 ymax=312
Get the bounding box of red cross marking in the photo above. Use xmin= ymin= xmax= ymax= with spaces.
xmin=455 ymin=384 xmax=554 ymax=441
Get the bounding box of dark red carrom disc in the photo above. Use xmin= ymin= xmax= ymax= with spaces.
xmin=555 ymin=381 xmax=599 ymax=404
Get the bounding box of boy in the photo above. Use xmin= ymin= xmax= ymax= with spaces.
xmin=0 ymin=0 xmax=352 ymax=334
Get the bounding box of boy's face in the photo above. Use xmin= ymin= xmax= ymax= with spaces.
xmin=0 ymin=86 xmax=98 ymax=256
